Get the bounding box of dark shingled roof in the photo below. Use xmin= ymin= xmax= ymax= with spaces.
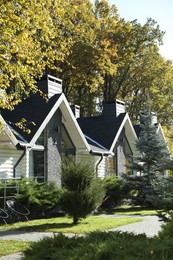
xmin=134 ymin=123 xmax=159 ymax=138
xmin=1 ymin=93 xmax=62 ymax=143
xmin=133 ymin=125 xmax=141 ymax=137
xmin=77 ymin=113 xmax=126 ymax=150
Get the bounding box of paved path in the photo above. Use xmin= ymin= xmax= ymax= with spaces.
xmin=0 ymin=215 xmax=164 ymax=260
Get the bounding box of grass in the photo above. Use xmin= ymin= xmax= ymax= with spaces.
xmin=0 ymin=240 xmax=30 ymax=257
xmin=0 ymin=207 xmax=149 ymax=257
xmin=0 ymin=215 xmax=141 ymax=234
xmin=100 ymin=206 xmax=158 ymax=216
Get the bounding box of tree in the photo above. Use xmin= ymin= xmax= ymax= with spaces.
xmin=100 ymin=18 xmax=164 ymax=101
xmin=124 ymin=109 xmax=172 ymax=206
xmin=133 ymin=109 xmax=171 ymax=179
xmin=0 ymin=0 xmax=77 ymax=108
xmin=60 ymin=158 xmax=105 ymax=224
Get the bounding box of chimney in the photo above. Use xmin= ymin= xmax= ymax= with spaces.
xmin=47 ymin=75 xmax=62 ymax=98
xmin=151 ymin=112 xmax=157 ymax=124
xmin=102 ymin=99 xmax=125 ymax=123
xmin=71 ymin=105 xmax=80 ymax=119
xmin=37 ymin=74 xmax=62 ymax=98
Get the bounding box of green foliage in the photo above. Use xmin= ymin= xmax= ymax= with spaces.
xmin=159 ymin=213 xmax=173 ymax=238
xmin=133 ymin=109 xmax=171 ymax=178
xmin=60 ymin=158 xmax=105 ymax=224
xmin=1 ymin=0 xmax=173 ymax=129
xmin=122 ymin=109 xmax=173 ymax=208
xmin=23 ymin=231 xmax=173 ymax=260
xmin=102 ymin=176 xmax=126 ymax=207
xmin=122 ymin=174 xmax=173 ymax=211
xmin=122 ymin=175 xmax=156 ymax=207
xmin=15 ymin=179 xmax=62 ymax=218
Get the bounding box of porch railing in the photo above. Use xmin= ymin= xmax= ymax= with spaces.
xmin=0 ymin=178 xmax=21 ymax=209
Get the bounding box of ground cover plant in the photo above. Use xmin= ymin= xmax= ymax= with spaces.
xmin=22 ymin=231 xmax=173 ymax=260
xmin=0 ymin=216 xmax=141 ymax=234
xmin=0 ymin=240 xmax=30 ymax=257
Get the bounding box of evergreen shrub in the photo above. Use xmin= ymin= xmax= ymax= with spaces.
xmin=101 ymin=176 xmax=126 ymax=207
xmin=60 ymin=158 xmax=105 ymax=224
xmin=23 ymin=231 xmax=173 ymax=260
xmin=15 ymin=179 xmax=62 ymax=219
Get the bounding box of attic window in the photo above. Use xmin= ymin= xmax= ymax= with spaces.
xmin=61 ymin=124 xmax=75 ymax=156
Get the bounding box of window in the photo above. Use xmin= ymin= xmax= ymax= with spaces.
xmin=30 ymin=130 xmax=46 ymax=182
xmin=61 ymin=124 xmax=75 ymax=159
xmin=124 ymin=137 xmax=133 ymax=175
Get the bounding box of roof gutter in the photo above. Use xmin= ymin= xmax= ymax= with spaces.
xmin=89 ymin=149 xmax=114 ymax=177
xmin=89 ymin=150 xmax=114 ymax=157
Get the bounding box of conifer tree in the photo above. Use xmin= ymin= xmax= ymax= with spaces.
xmin=60 ymin=158 xmax=105 ymax=224
xmin=133 ymin=109 xmax=171 ymax=180
xmin=123 ymin=109 xmax=172 ymax=207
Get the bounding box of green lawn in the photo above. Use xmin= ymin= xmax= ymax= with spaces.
xmin=0 ymin=215 xmax=141 ymax=234
xmin=100 ymin=206 xmax=158 ymax=216
xmin=0 ymin=210 xmax=144 ymax=257
xmin=0 ymin=240 xmax=30 ymax=257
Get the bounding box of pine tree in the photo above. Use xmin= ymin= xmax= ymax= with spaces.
xmin=123 ymin=109 xmax=172 ymax=207
xmin=133 ymin=109 xmax=171 ymax=180
xmin=59 ymin=157 xmax=105 ymax=224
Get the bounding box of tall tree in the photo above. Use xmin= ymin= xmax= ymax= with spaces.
xmin=101 ymin=18 xmax=164 ymax=100
xmin=0 ymin=0 xmax=74 ymax=108
xmin=133 ymin=109 xmax=171 ymax=180
xmin=123 ymin=109 xmax=172 ymax=207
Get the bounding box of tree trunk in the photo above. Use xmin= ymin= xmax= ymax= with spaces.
xmin=73 ymin=215 xmax=78 ymax=225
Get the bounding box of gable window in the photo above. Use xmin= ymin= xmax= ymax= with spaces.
xmin=61 ymin=124 xmax=75 ymax=159
xmin=124 ymin=137 xmax=133 ymax=175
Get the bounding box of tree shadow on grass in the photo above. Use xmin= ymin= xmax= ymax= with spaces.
xmin=13 ymin=222 xmax=76 ymax=232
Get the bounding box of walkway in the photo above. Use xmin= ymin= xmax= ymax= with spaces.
xmin=0 ymin=215 xmax=164 ymax=260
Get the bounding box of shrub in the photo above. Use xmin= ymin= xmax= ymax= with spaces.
xmin=60 ymin=158 xmax=105 ymax=224
xmin=102 ymin=176 xmax=126 ymax=207
xmin=23 ymin=231 xmax=173 ymax=260
xmin=158 ymin=212 xmax=173 ymax=239
xmin=15 ymin=179 xmax=62 ymax=219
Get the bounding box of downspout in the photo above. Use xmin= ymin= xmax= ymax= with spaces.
xmin=13 ymin=147 xmax=27 ymax=178
xmin=95 ymin=153 xmax=103 ymax=177
xmin=90 ymin=150 xmax=104 ymax=177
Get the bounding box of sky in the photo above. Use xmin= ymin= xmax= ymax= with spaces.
xmin=108 ymin=0 xmax=173 ymax=60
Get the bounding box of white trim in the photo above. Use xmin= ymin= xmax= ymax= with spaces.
xmin=0 ymin=115 xmax=19 ymax=146
xmin=26 ymin=148 xmax=30 ymax=178
xmin=29 ymin=93 xmax=91 ymax=152
xmin=110 ymin=113 xmax=137 ymax=152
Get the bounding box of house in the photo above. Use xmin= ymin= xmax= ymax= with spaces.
xmin=0 ymin=74 xmax=145 ymax=183
xmin=0 ymin=75 xmax=111 ymax=184
xmin=77 ymin=100 xmax=139 ymax=178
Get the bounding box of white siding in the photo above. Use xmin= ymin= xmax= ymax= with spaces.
xmin=76 ymin=151 xmax=107 ymax=179
xmin=47 ymin=75 xmax=62 ymax=98
xmin=0 ymin=148 xmax=26 ymax=179
xmin=96 ymin=156 xmax=107 ymax=179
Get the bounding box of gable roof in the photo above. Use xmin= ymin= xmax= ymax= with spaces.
xmin=1 ymin=93 xmax=60 ymax=144
xmin=0 ymin=93 xmax=91 ymax=151
xmin=77 ymin=112 xmax=138 ymax=154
